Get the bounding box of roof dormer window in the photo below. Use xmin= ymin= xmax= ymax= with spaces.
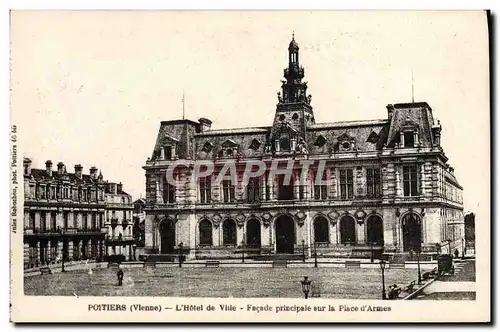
xmin=337 ymin=132 xmax=356 ymax=152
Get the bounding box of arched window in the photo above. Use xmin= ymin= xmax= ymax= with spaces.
xmin=366 ymin=215 xmax=384 ymax=245
xmin=402 ymin=212 xmax=422 ymax=252
xmin=313 ymin=216 xmax=329 ymax=243
xmin=222 ymin=219 xmax=237 ymax=245
xmin=246 ymin=219 xmax=261 ymax=247
xmin=199 ymin=220 xmax=213 ymax=246
xmin=340 ymin=216 xmax=356 ymax=244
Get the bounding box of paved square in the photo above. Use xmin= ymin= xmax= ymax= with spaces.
xmin=24 ymin=266 xmax=426 ymax=299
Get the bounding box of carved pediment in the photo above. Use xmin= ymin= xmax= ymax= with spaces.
xmin=338 ymin=132 xmax=355 ymax=142
xmin=161 ymin=133 xmax=179 ymax=144
xmin=222 ymin=139 xmax=239 ymax=148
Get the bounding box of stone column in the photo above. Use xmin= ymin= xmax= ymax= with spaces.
xmin=400 ymin=132 xmax=405 ymax=147
xmin=35 ymin=241 xmax=40 ymax=267
xmin=261 ymin=222 xmax=270 ymax=247
xmin=356 ymin=221 xmax=365 ymax=244
xmin=236 ymin=224 xmax=244 ymax=247
xmin=330 ymin=220 xmax=338 ymax=245
xmin=306 ymin=212 xmax=312 ymax=257
xmin=395 ymin=166 xmax=402 ymax=197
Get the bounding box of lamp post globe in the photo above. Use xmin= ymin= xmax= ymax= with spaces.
xmin=301 ymin=276 xmax=311 ymax=299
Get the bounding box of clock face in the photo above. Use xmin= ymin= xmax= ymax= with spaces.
xmin=342 ymin=142 xmax=351 ymax=150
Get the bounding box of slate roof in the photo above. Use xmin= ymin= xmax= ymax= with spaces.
xmin=150 ymin=102 xmax=441 ymax=160
xmin=29 ymin=168 xmax=97 ymax=185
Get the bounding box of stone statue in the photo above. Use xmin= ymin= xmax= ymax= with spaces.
xmin=307 ymin=94 xmax=312 ymax=104
xmin=277 ymin=92 xmax=283 ymax=103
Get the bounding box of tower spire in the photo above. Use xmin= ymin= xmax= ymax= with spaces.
xmin=182 ymin=90 xmax=185 ymax=120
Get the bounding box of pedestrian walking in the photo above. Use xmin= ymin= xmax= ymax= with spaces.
xmin=117 ymin=267 xmax=124 ymax=286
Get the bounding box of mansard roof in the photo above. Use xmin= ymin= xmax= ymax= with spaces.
xmin=29 ymin=168 xmax=97 ymax=185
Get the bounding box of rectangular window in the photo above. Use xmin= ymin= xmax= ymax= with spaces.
xmin=313 ymin=169 xmax=328 ymax=200
xmin=277 ymin=174 xmax=294 ymax=200
xmin=199 ymin=177 xmax=212 ymax=203
xmin=403 ymin=165 xmax=419 ymax=196
xmin=164 ymin=146 xmax=172 ymax=160
xmin=40 ymin=212 xmax=46 ymax=232
xmin=222 ymin=180 xmax=236 ymax=203
xmin=163 ymin=182 xmax=176 ymax=203
xmin=247 ymin=177 xmax=261 ymax=203
xmin=91 ymin=213 xmax=97 ymax=230
xmin=404 ymin=131 xmax=415 ymax=148
xmin=51 ymin=211 xmax=57 ymax=231
xmin=29 ymin=212 xmax=35 ymax=229
xmin=82 ymin=213 xmax=88 ymax=230
xmin=339 ymin=169 xmax=354 ymax=200
xmin=366 ymin=168 xmax=381 ymax=198
xmin=63 ymin=212 xmax=69 ymax=229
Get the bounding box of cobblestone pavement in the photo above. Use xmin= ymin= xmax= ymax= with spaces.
xmin=24 ymin=266 xmax=429 ymax=299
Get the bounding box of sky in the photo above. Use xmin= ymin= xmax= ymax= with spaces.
xmin=10 ymin=10 xmax=489 ymax=213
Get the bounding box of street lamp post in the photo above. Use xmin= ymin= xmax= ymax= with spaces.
xmin=301 ymin=240 xmax=306 ymax=263
xmin=241 ymin=240 xmax=245 ymax=263
xmin=370 ymin=241 xmax=374 ymax=263
xmin=300 ymin=276 xmax=311 ymax=299
xmin=59 ymin=229 xmax=66 ymax=273
xmin=416 ymin=249 xmax=422 ymax=285
xmin=314 ymin=241 xmax=318 ymax=268
xmin=178 ymin=242 xmax=183 ymax=268
xmin=379 ymin=260 xmax=387 ymax=300
xmin=461 ymin=238 xmax=465 ymax=259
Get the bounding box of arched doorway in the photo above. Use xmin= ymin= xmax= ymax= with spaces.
xmin=159 ymin=219 xmax=175 ymax=254
xmin=199 ymin=219 xmax=213 ymax=246
xmin=402 ymin=213 xmax=422 ymax=252
xmin=313 ymin=216 xmax=329 ymax=244
xmin=340 ymin=216 xmax=356 ymax=244
xmin=366 ymin=215 xmax=384 ymax=245
xmin=222 ymin=219 xmax=237 ymax=245
xmin=246 ymin=219 xmax=261 ymax=247
xmin=275 ymin=215 xmax=295 ymax=253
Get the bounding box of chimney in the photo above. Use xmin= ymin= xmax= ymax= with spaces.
xmin=57 ymin=162 xmax=65 ymax=175
xmin=386 ymin=104 xmax=394 ymax=120
xmin=74 ymin=164 xmax=83 ymax=179
xmin=117 ymin=182 xmax=123 ymax=193
xmin=89 ymin=166 xmax=98 ymax=180
xmin=199 ymin=118 xmax=212 ymax=132
xmin=45 ymin=160 xmax=53 ymax=177
xmin=23 ymin=158 xmax=32 ymax=176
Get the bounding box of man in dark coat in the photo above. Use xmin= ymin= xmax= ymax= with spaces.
xmin=117 ymin=267 xmax=124 ymax=286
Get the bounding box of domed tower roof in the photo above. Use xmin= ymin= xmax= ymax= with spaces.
xmin=288 ymin=33 xmax=299 ymax=51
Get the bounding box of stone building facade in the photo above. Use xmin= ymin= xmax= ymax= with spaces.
xmin=23 ymin=159 xmax=107 ymax=268
xmin=142 ymin=37 xmax=464 ymax=260
xmin=103 ymin=182 xmax=135 ymax=260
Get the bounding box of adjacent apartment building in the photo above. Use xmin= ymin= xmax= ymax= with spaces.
xmin=23 ymin=159 xmax=137 ymax=268
xmin=142 ymin=36 xmax=464 ymax=260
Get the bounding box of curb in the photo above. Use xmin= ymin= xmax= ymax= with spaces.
xmin=402 ymin=276 xmax=439 ymax=300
